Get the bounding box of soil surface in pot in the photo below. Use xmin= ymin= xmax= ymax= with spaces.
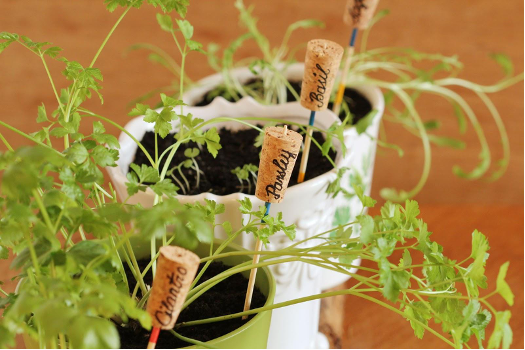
xmin=194 ymin=79 xmax=372 ymax=124
xmin=132 ymin=126 xmax=337 ymax=196
xmin=117 ymin=260 xmax=266 ymax=348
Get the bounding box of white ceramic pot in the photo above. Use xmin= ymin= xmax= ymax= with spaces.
xmin=107 ymin=67 xmax=384 ymax=349
xmin=182 ymin=64 xmax=385 ymax=291
xmin=108 ymin=98 xmax=344 ymax=349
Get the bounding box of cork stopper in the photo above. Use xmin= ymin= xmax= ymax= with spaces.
xmin=300 ymin=39 xmax=344 ymax=112
xmin=146 ymin=246 xmax=200 ymax=330
xmin=343 ymin=0 xmax=380 ymax=29
xmin=255 ymin=126 xmax=303 ymax=203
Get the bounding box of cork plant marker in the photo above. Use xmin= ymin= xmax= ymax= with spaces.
xmin=333 ymin=0 xmax=380 ymax=116
xmin=243 ymin=126 xmax=303 ymax=318
xmin=297 ymin=39 xmax=344 ymax=183
xmin=145 ymin=246 xmax=200 ymax=349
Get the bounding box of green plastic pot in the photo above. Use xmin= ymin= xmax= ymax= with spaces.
xmin=22 ymin=238 xmax=276 ymax=349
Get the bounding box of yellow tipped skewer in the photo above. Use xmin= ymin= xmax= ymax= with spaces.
xmin=332 ymin=28 xmax=358 ymax=117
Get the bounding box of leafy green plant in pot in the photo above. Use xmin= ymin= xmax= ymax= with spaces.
xmin=131 ymin=0 xmax=523 ymax=201
xmin=0 ymin=1 xmax=517 ymax=349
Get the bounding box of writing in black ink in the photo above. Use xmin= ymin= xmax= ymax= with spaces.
xmin=266 ymin=150 xmax=297 ymax=200
xmin=309 ymin=63 xmax=330 ymax=108
xmin=155 ymin=266 xmax=187 ymax=326
xmin=349 ymin=0 xmax=368 ymax=23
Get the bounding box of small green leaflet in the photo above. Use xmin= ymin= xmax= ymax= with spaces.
xmin=130 ymin=163 xmax=159 ymax=183
xmin=91 ymin=145 xmax=119 ymax=167
xmin=176 ymin=19 xmax=193 ymax=39
xmin=37 ymin=104 xmax=49 ymax=123
xmin=352 ymin=184 xmax=376 ymax=208
xmin=488 ymin=310 xmax=513 ymax=349
xmin=489 ymin=53 xmax=514 ymax=77
xmin=0 ymin=246 xmax=8 ymax=259
xmin=129 ymin=103 xmax=149 ymax=117
xmin=150 ymin=179 xmax=178 ymax=197
xmin=357 ymin=214 xmax=374 ymax=244
xmin=143 ymin=108 xmax=176 ymax=138
xmin=404 ymin=301 xmax=431 ymax=339
xmin=156 ymin=13 xmax=173 ymax=32
xmin=496 ymin=262 xmax=514 ymax=306
xmin=355 ymin=110 xmax=377 ymax=134
xmin=66 ymin=142 xmax=89 ymax=164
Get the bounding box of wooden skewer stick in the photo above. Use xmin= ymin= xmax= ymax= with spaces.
xmin=242 ymin=201 xmax=271 ymax=320
xmin=243 ymin=125 xmax=302 ymax=317
xmin=147 ymin=327 xmax=161 ymax=349
xmin=297 ymin=111 xmax=316 ymax=183
xmin=332 ymin=28 xmax=358 ymax=117
xmin=333 ymin=0 xmax=380 ymax=116
xmin=297 ymin=39 xmax=344 ymax=184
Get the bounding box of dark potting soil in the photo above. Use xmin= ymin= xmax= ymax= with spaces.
xmin=194 ymin=79 xmax=372 ymax=125
xmin=117 ymin=260 xmax=266 ymax=349
xmin=132 ymin=126 xmax=337 ymax=196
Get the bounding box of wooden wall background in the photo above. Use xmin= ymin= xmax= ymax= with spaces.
xmin=0 ymin=0 xmax=522 ymax=205
xmin=0 ymin=0 xmax=523 ymax=348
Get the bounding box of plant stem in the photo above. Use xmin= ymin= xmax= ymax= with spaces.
xmin=0 ymin=120 xmax=64 ymax=156
xmin=0 ymin=131 xmax=13 ymax=151
xmin=39 ymin=53 xmax=66 ymax=116
xmin=90 ymin=4 xmax=135 ymax=68
xmin=169 ymin=330 xmax=216 ymax=349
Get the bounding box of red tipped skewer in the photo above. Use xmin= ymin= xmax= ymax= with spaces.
xmin=147 ymin=326 xmax=160 ymax=349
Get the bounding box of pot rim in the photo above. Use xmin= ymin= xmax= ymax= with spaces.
xmin=107 ymin=82 xmax=384 ymax=203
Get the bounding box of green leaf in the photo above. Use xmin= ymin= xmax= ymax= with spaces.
xmin=34 ymin=301 xmax=77 ymax=341
xmin=355 ymin=110 xmax=377 ymax=134
xmin=130 ymin=163 xmax=160 ymax=183
xmin=176 ymin=19 xmax=193 ymax=39
xmin=150 ymin=179 xmax=178 ymax=197
xmin=221 ymin=221 xmax=232 ymax=236
xmin=156 ymin=13 xmax=173 ymax=32
xmin=37 ymin=104 xmax=49 ymax=123
xmin=67 ymin=240 xmax=107 ymax=267
xmin=404 ymin=301 xmax=431 ymax=339
xmin=67 ymin=316 xmax=120 ymax=349
xmin=401 ymin=249 xmax=412 ymax=268
xmin=129 ymin=103 xmax=149 ymax=117
xmin=488 ymin=310 xmax=513 ymax=349
xmin=353 ymin=184 xmax=376 ymax=208
xmin=160 ymin=93 xmax=184 ymax=108
xmin=93 ymin=121 xmax=106 ymax=135
xmin=357 ymin=215 xmax=375 ymax=244
xmin=496 ymin=262 xmax=514 ymax=306
xmin=66 ymin=142 xmax=89 ymax=164
xmin=238 ymin=197 xmax=252 ymax=214
xmin=187 ymin=39 xmax=205 ymax=53
xmin=144 ymin=108 xmax=176 ymax=138
xmin=50 ymin=127 xmax=70 ymax=138
xmin=203 ymin=127 xmax=222 ymax=158
xmin=43 ymin=46 xmax=62 ymax=58
xmin=0 ymin=246 xmax=8 ymax=259
xmin=490 ymin=53 xmax=514 ymax=77
xmin=467 ymin=230 xmax=489 ymax=287
xmin=91 ymin=145 xmax=119 ymax=167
